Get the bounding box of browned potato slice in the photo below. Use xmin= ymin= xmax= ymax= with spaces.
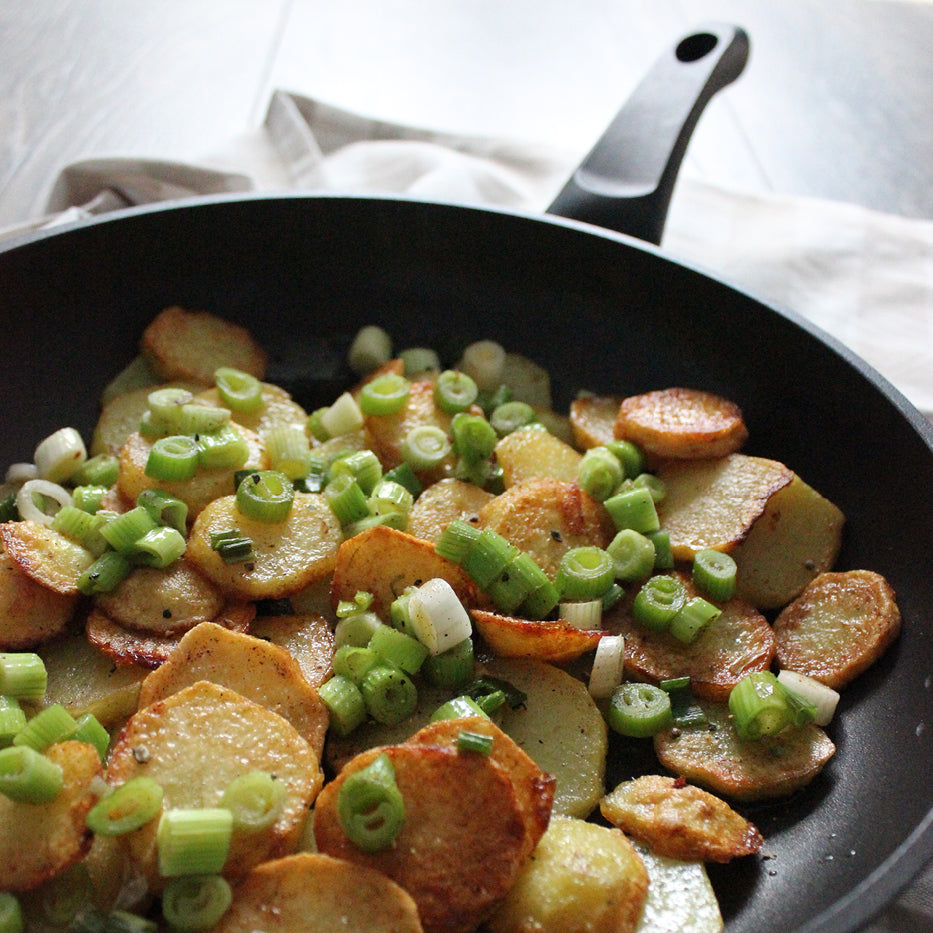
xmin=314 ymin=743 xmax=530 ymax=933
xmin=329 ymin=525 xmax=478 ymax=619
xmin=472 ymin=608 xmax=604 ymax=663
xmin=478 ymin=478 xmax=614 ymax=579
xmin=117 ymin=427 xmax=268 ymax=523
xmin=605 ymin=573 xmax=774 ymax=702
xmin=0 ymin=543 xmax=77 ymax=647
xmin=774 ymin=570 xmax=901 ymax=689
xmin=569 ymin=394 xmax=623 ymax=450
xmin=654 ymin=701 xmax=835 ymax=802
xmin=138 ymin=622 xmax=328 ymax=759
xmin=495 ymin=426 xmax=582 ymax=487
xmin=600 ymin=774 xmax=763 ymax=863
xmin=406 ymin=477 xmax=494 ymax=543
xmin=140 ymin=306 xmax=267 ymax=383
xmin=0 ymin=521 xmax=95 ymax=596
xmin=486 ymin=815 xmax=648 ymax=933
xmin=250 ymin=612 xmax=335 ymax=688
xmin=186 ymin=492 xmax=342 ymax=600
xmin=107 ymin=680 xmax=323 ymax=886
xmin=196 ymin=382 xmax=308 ymax=437
xmin=656 ymin=454 xmax=793 ymax=561
xmin=94 ymin=560 xmax=226 ymax=637
xmin=207 ymin=852 xmax=424 ymax=933
xmin=613 ymin=387 xmax=748 ymax=460
xmin=0 ymin=741 xmax=101 ymax=892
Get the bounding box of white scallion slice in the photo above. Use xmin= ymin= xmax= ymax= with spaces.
xmin=777 ymin=669 xmax=840 ymax=726
xmin=33 ymin=427 xmax=87 ymax=484
xmin=15 ymin=479 xmax=73 ymax=526
xmin=5 ymin=463 xmax=37 ymax=485
xmin=560 ymin=599 xmax=604 ymax=631
xmin=458 ymin=340 xmax=506 ymax=391
xmin=321 ymin=392 xmax=364 ymax=438
xmin=407 ymin=578 xmax=473 ymax=656
xmin=348 ymin=325 xmax=393 ymax=375
xmin=589 ymin=634 xmax=625 ymax=699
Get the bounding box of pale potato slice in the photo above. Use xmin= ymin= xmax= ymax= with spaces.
xmin=472 ymin=609 xmax=604 ymax=663
xmin=94 ymin=560 xmax=227 ymax=637
xmin=773 ymin=569 xmax=901 ymax=689
xmin=656 ymin=454 xmax=794 ymax=561
xmin=196 ymin=382 xmax=308 ymax=438
xmin=533 ymin=408 xmax=575 ymax=446
xmin=483 ymin=658 xmax=607 ymax=819
xmin=140 ymin=306 xmax=267 ymax=384
xmin=329 ymin=525 xmax=478 ymax=619
xmin=502 ymin=352 xmax=553 ymax=410
xmin=486 ymin=815 xmax=649 ymax=933
xmin=495 ymin=426 xmax=582 ymax=487
xmin=600 ymin=775 xmax=763 ymax=863
xmin=186 ymin=492 xmax=342 ymax=600
xmin=117 ymin=427 xmax=268 ymax=523
xmin=250 ymin=612 xmax=335 ymax=688
xmin=0 ymin=741 xmax=101 ymax=892
xmin=406 ymin=477 xmax=494 ymax=543
xmin=106 ymin=680 xmax=323 ymax=886
xmin=0 ymin=521 xmax=95 ymax=596
xmin=613 ymin=388 xmax=748 ymax=460
xmin=207 ymin=852 xmax=424 ymax=933
xmin=478 ymin=478 xmax=614 ymax=579
xmin=654 ymin=701 xmax=835 ymax=801
xmin=314 ymin=743 xmax=530 ymax=933
xmin=138 ymin=622 xmax=328 ymax=759
xmin=570 ymin=394 xmax=623 ymax=450
xmin=0 ymin=543 xmax=77 ymax=648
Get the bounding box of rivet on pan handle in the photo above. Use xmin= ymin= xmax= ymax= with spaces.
xmin=547 ymin=23 xmax=750 ymax=245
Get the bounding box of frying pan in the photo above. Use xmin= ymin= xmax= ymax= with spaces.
xmin=1 ymin=21 xmax=932 ymax=933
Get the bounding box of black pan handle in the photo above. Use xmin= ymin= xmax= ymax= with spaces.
xmin=546 ymin=23 xmax=750 ymax=244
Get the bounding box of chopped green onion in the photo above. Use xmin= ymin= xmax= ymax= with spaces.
xmin=729 ymin=671 xmax=815 ymax=741
xmin=559 ymin=599 xmax=603 ymax=630
xmin=604 ymin=486 xmax=660 ymax=533
xmin=318 ymin=675 xmax=368 ymax=736
xmin=157 ymin=807 xmax=233 ymax=878
xmin=368 ymin=624 xmax=429 ymax=675
xmin=337 ymin=752 xmax=405 ymax=853
xmin=588 ymin=634 xmax=625 ymax=699
xmin=86 ymin=776 xmax=164 ymax=835
xmin=69 ymin=453 xmax=119 ymax=489
xmin=421 ymin=637 xmax=475 ymax=690
xmin=463 ymin=675 xmax=527 ymax=711
xmin=161 ymin=874 xmax=233 ymax=931
xmin=15 ymin=478 xmax=72 ymax=526
xmin=0 ymin=653 xmax=47 ymax=700
xmin=34 ymin=427 xmax=87 ymax=484
xmin=306 ymin=408 xmax=330 ymax=442
xmin=334 ymin=611 xmax=383 ymax=649
xmin=577 ymin=447 xmax=624 ymax=501
xmin=430 ymin=695 xmax=489 ymax=722
xmin=348 ymin=325 xmax=393 ymax=375
xmin=456 ymin=730 xmax=494 ymax=755
xmin=137 ymin=488 xmax=189 ymax=534
xmin=209 ymin=529 xmax=254 ymax=564
xmin=632 ymin=575 xmax=687 ymax=631
xmin=606 ymin=528 xmax=656 ymax=582
xmin=33 ymin=862 xmax=91 ymax=926
xmin=358 ymin=373 xmax=411 ymax=416
xmin=100 ymin=506 xmax=158 ymax=553
xmin=196 ymin=424 xmax=250 ymax=471
xmin=555 ymin=546 xmax=615 ymax=600
xmin=172 ymin=403 xmax=231 ymax=437
xmin=0 ymin=492 xmax=20 ymax=523
xmin=632 ymin=472 xmax=666 ymax=503
xmin=450 ymin=412 xmax=498 ymax=465
xmin=344 ymin=511 xmax=407 ymax=538
xmin=407 ymin=578 xmax=473 ymax=655
xmin=235 ymin=470 xmax=294 ymax=522
xmin=71 ymin=907 xmax=159 ymax=932
xmin=13 ymin=703 xmax=76 ymax=752
xmin=458 ymin=340 xmax=506 ymax=391
xmin=490 ymin=401 xmax=537 ymax=437
xmin=486 ymin=551 xmax=550 ymax=615
xmin=669 ymin=596 xmax=721 ymax=644
xmin=323 ymin=474 xmax=370 ymax=527
xmin=647 ymin=529 xmax=674 ymax=570
xmin=368 ymin=479 xmax=414 ymax=517
xmin=336 ymin=590 xmax=375 ymax=618
xmin=521 ymin=575 xmax=561 ymax=620
xmin=320 ymin=392 xmax=364 ymax=437
xmin=777 ymin=670 xmax=840 ymax=727
xmin=71 ymin=713 xmax=110 ymax=761
xmin=214 ymin=366 xmax=264 ymax=414
xmin=382 ymin=462 xmax=422 ymax=497
xmin=434 ymin=519 xmax=482 ymax=565
xmin=360 ymin=666 xmax=418 ymax=726
xmin=0 ymin=745 xmax=63 ymax=803
xmin=51 ymin=504 xmax=99 ymax=545
xmin=0 ymin=697 xmax=27 ymax=746
xmin=131 ymin=526 xmax=187 ymax=568
xmin=145 ymin=435 xmax=199 ymax=482
xmin=401 ymin=425 xmax=451 ymax=471
xmin=434 ymin=370 xmax=479 ymax=414
xmin=147 ymin=388 xmax=195 ymax=423
xmin=601 ymin=582 xmax=625 ymax=612
xmin=606 ymin=682 xmax=674 ymax=738
xmin=71 ymin=484 xmax=108 ymax=514
xmin=0 ymin=893 xmax=22 ymax=933
xmin=329 ymin=449 xmax=383 ymax=495
xmin=77 ymin=551 xmax=133 ymax=595
xmin=692 ymin=548 xmax=738 ymax=601
xmin=400 ymin=346 xmax=441 ymax=377
xmin=476 ymin=383 xmax=513 ymax=417
xmin=332 ymin=645 xmax=381 ymax=685
xmin=221 ymin=771 xmax=286 ymax=833
xmin=606 ymin=440 xmax=645 ymax=479
xmin=461 ymin=528 xmax=517 ymax=590
xmin=265 ymin=425 xmax=312 ymax=480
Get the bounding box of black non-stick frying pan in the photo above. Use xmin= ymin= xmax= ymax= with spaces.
xmin=2 ymin=22 xmax=932 ymax=933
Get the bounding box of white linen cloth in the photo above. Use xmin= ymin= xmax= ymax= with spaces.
xmin=2 ymin=87 xmax=932 ymax=929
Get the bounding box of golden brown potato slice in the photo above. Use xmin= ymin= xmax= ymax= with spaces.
xmin=773 ymin=570 xmax=901 ymax=689
xmin=569 ymin=394 xmax=623 ymax=450
xmin=495 ymin=426 xmax=582 ymax=487
xmin=196 ymin=382 xmax=308 ymax=437
xmin=106 ymin=680 xmax=323 ymax=886
xmin=329 ymin=525 xmax=478 ymax=619
xmin=207 ymin=852 xmax=424 ymax=933
xmin=0 ymin=521 xmax=95 ymax=596
xmin=654 ymin=701 xmax=835 ymax=802
xmin=0 ymin=543 xmax=77 ymax=648
xmin=250 ymin=612 xmax=335 ymax=688
xmin=314 ymin=743 xmax=530 ymax=933
xmin=478 ymin=478 xmax=614 ymax=579
xmin=406 ymin=478 xmax=494 ymax=543
xmin=138 ymin=622 xmax=328 ymax=759
xmin=486 ymin=815 xmax=649 ymax=933
xmin=94 ymin=560 xmax=226 ymax=637
xmin=600 ymin=774 xmax=763 ymax=863
xmin=613 ymin=387 xmax=748 ymax=460
xmin=0 ymin=741 xmax=101 ymax=892
xmin=140 ymin=306 xmax=268 ymax=384
xmin=472 ymin=608 xmax=604 ymax=663
xmin=117 ymin=427 xmax=268 ymax=523
xmin=186 ymin=492 xmax=342 ymax=600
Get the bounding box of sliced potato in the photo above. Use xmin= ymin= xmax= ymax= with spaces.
xmin=186 ymin=492 xmax=342 ymax=600
xmin=570 ymin=394 xmax=623 ymax=450
xmin=137 ymin=622 xmax=329 ymax=759
xmin=0 ymin=741 xmax=101 ymax=892
xmin=472 ymin=608 xmax=603 ymax=663
xmin=406 ymin=477 xmax=494 ymax=543
xmin=613 ymin=388 xmax=748 ymax=460
xmin=495 ymin=425 xmax=582 ymax=487
xmin=106 ymin=680 xmax=323 ymax=886
xmin=478 ymin=478 xmax=614 ymax=579
xmin=0 ymin=521 xmax=95 ymax=596
xmin=773 ymin=569 xmax=901 ymax=689
xmin=486 ymin=815 xmax=649 ymax=933
xmin=502 ymin=352 xmax=553 ymax=410
xmin=654 ymin=701 xmax=835 ymax=801
xmin=600 ymin=774 xmax=763 ymax=863
xmin=250 ymin=612 xmax=335 ymax=688
xmin=207 ymin=852 xmax=424 ymax=933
